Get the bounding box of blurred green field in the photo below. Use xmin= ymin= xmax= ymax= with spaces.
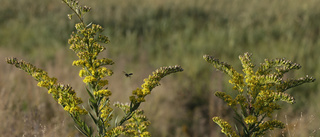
xmin=1 ymin=0 xmax=320 ymax=136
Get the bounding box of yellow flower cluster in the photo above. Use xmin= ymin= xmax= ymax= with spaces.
xmin=78 ymin=69 xmax=87 ymax=77
xmin=130 ymin=65 xmax=183 ymax=103
xmin=65 ymin=6 xmax=121 ymax=136
xmin=55 ymin=84 xmax=87 ymax=115
xmin=212 ymin=117 xmax=239 ymax=137
xmin=204 ymin=55 xmax=245 ymax=93
xmin=240 ymin=53 xmax=262 ymax=97
xmin=97 ymin=67 xmax=113 ymax=78
xmin=72 ymin=59 xmax=87 ymax=67
xmin=257 ymin=120 xmax=285 ymax=135
xmin=98 ymin=97 xmax=113 ymax=128
xmin=68 ymin=23 xmax=109 ymax=59
xmin=229 ymin=72 xmax=245 ymax=93
xmin=277 ymin=75 xmax=315 ymax=92
xmin=113 ymin=103 xmax=151 ymax=136
xmin=63 ymin=105 xmax=87 ymax=114
xmin=203 ymin=55 xmax=234 ymax=76
xmin=94 ymin=58 xmax=114 ymax=68
xmin=205 ymin=53 xmax=315 ymax=136
xmin=239 ymin=53 xmax=255 ymax=81
xmin=253 ymin=96 xmax=280 ymax=117
xmin=215 ymin=92 xmax=236 ymax=107
xmin=272 ymin=92 xmax=295 ymax=103
xmin=106 ymin=126 xmax=125 ymax=137
xmin=94 ymin=89 xmax=111 ymax=97
xmin=234 ymin=94 xmax=247 ymax=106
xmin=97 ymin=79 xmax=109 ymax=87
xmin=124 ymin=109 xmax=151 ymax=137
xmin=105 ymin=104 xmax=152 ymax=137
xmin=66 ymin=11 xmax=126 ymax=136
xmin=114 ymin=102 xmax=131 ymax=114
xmin=244 ymin=115 xmax=257 ymax=125
xmin=83 ymin=76 xmax=97 ymax=83
xmin=68 ymin=20 xmax=114 ymax=93
xmin=6 ymin=58 xmax=87 ymax=115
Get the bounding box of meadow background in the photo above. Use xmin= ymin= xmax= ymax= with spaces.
xmin=1 ymin=0 xmax=320 ymax=136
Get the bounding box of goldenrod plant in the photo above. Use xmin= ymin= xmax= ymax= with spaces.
xmin=6 ymin=0 xmax=183 ymax=136
xmin=203 ymin=53 xmax=315 ymax=137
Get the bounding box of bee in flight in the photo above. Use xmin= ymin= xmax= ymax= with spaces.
xmin=123 ymin=71 xmax=133 ymax=78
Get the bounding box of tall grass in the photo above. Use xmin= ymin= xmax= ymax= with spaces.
xmin=1 ymin=0 xmax=320 ymax=136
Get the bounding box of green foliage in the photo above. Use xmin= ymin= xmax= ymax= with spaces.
xmin=204 ymin=53 xmax=315 ymax=136
xmin=6 ymin=0 xmax=183 ymax=136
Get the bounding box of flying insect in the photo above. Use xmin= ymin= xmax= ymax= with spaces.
xmin=123 ymin=71 xmax=133 ymax=78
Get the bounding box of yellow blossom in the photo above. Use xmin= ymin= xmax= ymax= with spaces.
xmin=83 ymin=76 xmax=97 ymax=83
xmin=244 ymin=115 xmax=257 ymax=125
xmin=94 ymin=89 xmax=111 ymax=96
xmin=79 ymin=69 xmax=87 ymax=77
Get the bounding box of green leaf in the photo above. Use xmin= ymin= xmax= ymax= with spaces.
xmin=86 ymin=87 xmax=94 ymax=99
xmin=85 ymin=125 xmax=92 ymax=136
xmin=89 ymin=98 xmax=98 ymax=106
xmin=74 ymin=125 xmax=89 ymax=137
xmin=89 ymin=100 xmax=94 ymax=110
xmin=88 ymin=111 xmax=98 ymax=125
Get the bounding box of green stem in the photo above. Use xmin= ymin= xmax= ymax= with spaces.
xmin=62 ymin=0 xmax=84 ymax=23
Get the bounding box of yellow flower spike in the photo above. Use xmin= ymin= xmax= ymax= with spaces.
xmin=215 ymin=92 xmax=236 ymax=107
xmin=131 ymin=65 xmax=183 ymax=103
xmin=272 ymin=92 xmax=295 ymax=104
xmin=212 ymin=117 xmax=239 ymax=137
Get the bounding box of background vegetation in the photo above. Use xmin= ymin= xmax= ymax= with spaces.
xmin=1 ymin=0 xmax=320 ymax=136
